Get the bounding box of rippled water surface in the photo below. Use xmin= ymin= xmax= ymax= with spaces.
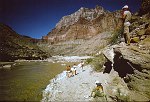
xmin=0 ymin=61 xmax=75 ymax=101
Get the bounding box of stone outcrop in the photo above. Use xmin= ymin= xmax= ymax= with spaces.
xmin=139 ymin=0 xmax=150 ymax=16
xmin=41 ymin=31 xmax=113 ymax=56
xmin=43 ymin=5 xmax=123 ymax=44
xmin=128 ymin=9 xmax=150 ymax=43
xmin=0 ymin=23 xmax=49 ymax=61
xmin=102 ymin=43 xmax=150 ymax=101
xmin=130 ymin=21 xmax=149 ymax=42
xmin=101 ymin=1 xmax=150 ymax=100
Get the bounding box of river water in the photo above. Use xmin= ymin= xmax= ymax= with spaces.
xmin=0 ymin=56 xmax=92 ymax=101
xmin=0 ymin=61 xmax=77 ymax=101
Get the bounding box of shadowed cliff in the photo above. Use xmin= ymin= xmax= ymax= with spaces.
xmin=0 ymin=23 xmax=49 ymax=61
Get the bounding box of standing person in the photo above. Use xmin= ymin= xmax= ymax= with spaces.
xmin=122 ymin=5 xmax=132 ymax=45
xmin=81 ymin=61 xmax=84 ymax=72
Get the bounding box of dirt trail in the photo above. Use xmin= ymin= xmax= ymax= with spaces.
xmin=42 ymin=64 xmax=113 ymax=101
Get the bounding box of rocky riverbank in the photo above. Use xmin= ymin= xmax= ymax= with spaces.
xmin=42 ymin=63 xmax=129 ymax=101
xmin=42 ymin=40 xmax=150 ymax=101
xmin=102 ymin=42 xmax=150 ymax=101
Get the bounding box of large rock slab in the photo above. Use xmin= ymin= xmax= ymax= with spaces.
xmin=103 ymin=44 xmax=150 ymax=101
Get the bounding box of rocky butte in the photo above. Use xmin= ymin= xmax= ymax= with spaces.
xmin=42 ymin=5 xmax=122 ymax=44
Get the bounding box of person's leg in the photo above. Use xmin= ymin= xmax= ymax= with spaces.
xmin=124 ymin=33 xmax=127 ymax=43
xmin=69 ymin=71 xmax=72 ymax=77
xmin=68 ymin=72 xmax=71 ymax=78
xmin=82 ymin=66 xmax=83 ymax=71
xmin=67 ymin=72 xmax=69 ymax=78
xmin=72 ymin=70 xmax=74 ymax=76
xmin=124 ymin=26 xmax=130 ymax=44
xmin=75 ymin=70 xmax=77 ymax=75
xmin=126 ymin=32 xmax=130 ymax=45
xmin=124 ymin=26 xmax=127 ymax=43
xmin=91 ymin=92 xmax=96 ymax=98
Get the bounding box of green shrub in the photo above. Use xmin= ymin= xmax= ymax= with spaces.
xmin=115 ymin=88 xmax=130 ymax=102
xmin=91 ymin=54 xmax=107 ymax=72
xmin=110 ymin=27 xmax=123 ymax=45
xmin=86 ymin=58 xmax=93 ymax=64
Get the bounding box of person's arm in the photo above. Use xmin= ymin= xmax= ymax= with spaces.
xmin=101 ymin=85 xmax=104 ymax=91
xmin=120 ymin=10 xmax=125 ymax=22
xmin=123 ymin=14 xmax=126 ymax=19
xmin=90 ymin=88 xmax=96 ymax=97
xmin=122 ymin=13 xmax=126 ymax=23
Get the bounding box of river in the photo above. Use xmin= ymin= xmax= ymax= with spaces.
xmin=0 ymin=61 xmax=77 ymax=101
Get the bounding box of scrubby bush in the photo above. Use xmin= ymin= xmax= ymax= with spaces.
xmin=91 ymin=54 xmax=107 ymax=72
xmin=110 ymin=27 xmax=123 ymax=45
xmin=115 ymin=88 xmax=130 ymax=102
xmin=86 ymin=58 xmax=93 ymax=64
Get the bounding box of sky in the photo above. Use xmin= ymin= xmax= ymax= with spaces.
xmin=0 ymin=0 xmax=142 ymax=39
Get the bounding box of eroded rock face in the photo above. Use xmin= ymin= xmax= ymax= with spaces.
xmin=0 ymin=23 xmax=49 ymax=61
xmin=139 ymin=0 xmax=150 ymax=15
xmin=43 ymin=6 xmax=123 ymax=44
xmin=128 ymin=13 xmax=150 ymax=43
xmin=102 ymin=44 xmax=150 ymax=101
xmin=56 ymin=6 xmax=106 ymax=29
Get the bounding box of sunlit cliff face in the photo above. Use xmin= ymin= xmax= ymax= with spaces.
xmin=43 ymin=6 xmax=122 ymax=44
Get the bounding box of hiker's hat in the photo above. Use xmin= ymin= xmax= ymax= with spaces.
xmin=122 ymin=5 xmax=128 ymax=9
xmin=95 ymin=81 xmax=101 ymax=86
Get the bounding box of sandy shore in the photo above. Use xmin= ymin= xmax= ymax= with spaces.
xmin=42 ymin=64 xmax=112 ymax=101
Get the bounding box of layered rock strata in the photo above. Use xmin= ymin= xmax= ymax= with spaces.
xmin=43 ymin=6 xmax=122 ymax=44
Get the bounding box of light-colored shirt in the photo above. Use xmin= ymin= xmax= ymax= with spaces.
xmin=123 ymin=11 xmax=132 ymax=22
xmin=124 ymin=22 xmax=131 ymax=27
xmin=71 ymin=65 xmax=77 ymax=71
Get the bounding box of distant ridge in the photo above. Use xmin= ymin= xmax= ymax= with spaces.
xmin=0 ymin=23 xmax=49 ymax=61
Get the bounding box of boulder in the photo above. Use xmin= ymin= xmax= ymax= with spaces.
xmin=140 ymin=35 xmax=146 ymax=40
xmin=102 ymin=46 xmax=115 ymax=63
xmin=145 ymin=27 xmax=150 ymax=35
xmin=103 ymin=44 xmax=150 ymax=101
xmin=2 ymin=65 xmax=12 ymax=70
xmin=137 ymin=29 xmax=145 ymax=36
xmin=130 ymin=37 xmax=140 ymax=43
